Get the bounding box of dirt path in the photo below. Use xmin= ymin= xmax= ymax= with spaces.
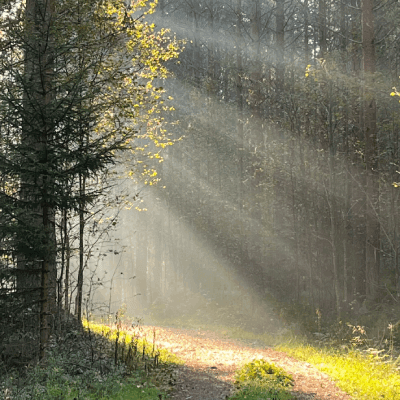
xmin=140 ymin=326 xmax=352 ymax=400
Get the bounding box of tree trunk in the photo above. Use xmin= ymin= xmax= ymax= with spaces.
xmin=192 ymin=4 xmax=200 ymax=87
xmin=22 ymin=0 xmax=57 ymax=360
xmin=304 ymin=0 xmax=309 ymax=66
xmin=362 ymin=0 xmax=380 ymax=301
xmin=236 ymin=0 xmax=245 ymax=266
xmin=64 ymin=212 xmax=71 ymax=315
xmin=276 ymin=1 xmax=285 ymax=97
xmin=327 ymin=83 xmax=341 ymax=318
xmin=319 ymin=0 xmax=327 ymax=58
xmin=75 ymin=173 xmax=86 ymax=322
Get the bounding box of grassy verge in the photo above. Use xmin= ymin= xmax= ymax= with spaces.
xmin=1 ymin=320 xmax=182 ymax=400
xmin=2 ymin=367 xmax=163 ymax=400
xmin=82 ymin=320 xmax=183 ymax=399
xmin=277 ymin=343 xmax=400 ymax=400
xmin=83 ymin=320 xmax=183 ymax=366
xmin=158 ymin=317 xmax=400 ymax=400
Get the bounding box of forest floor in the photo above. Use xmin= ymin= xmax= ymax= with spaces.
xmin=139 ymin=325 xmax=352 ymax=400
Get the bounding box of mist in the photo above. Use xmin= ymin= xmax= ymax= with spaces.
xmin=87 ymin=0 xmax=400 ymax=336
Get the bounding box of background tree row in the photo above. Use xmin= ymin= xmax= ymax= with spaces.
xmin=98 ymin=0 xmax=400 ymax=332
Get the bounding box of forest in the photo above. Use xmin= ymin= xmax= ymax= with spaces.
xmin=101 ymin=0 xmax=400 ymax=330
xmin=1 ymin=0 xmax=400 ymax=399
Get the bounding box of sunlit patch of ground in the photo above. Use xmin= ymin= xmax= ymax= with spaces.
xmin=130 ymin=325 xmax=352 ymax=400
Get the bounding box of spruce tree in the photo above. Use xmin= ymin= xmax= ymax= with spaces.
xmin=0 ymin=0 xmax=179 ymax=359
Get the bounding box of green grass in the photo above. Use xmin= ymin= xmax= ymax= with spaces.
xmin=3 ymin=360 xmax=165 ymax=400
xmin=35 ymin=374 xmax=161 ymax=400
xmin=1 ymin=321 xmax=181 ymax=400
xmin=229 ymin=382 xmax=294 ymax=400
xmin=277 ymin=343 xmax=400 ymax=400
xmin=108 ymin=383 xmax=162 ymax=399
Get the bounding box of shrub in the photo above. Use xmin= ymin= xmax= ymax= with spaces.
xmin=232 ymin=359 xmax=294 ymax=400
xmin=235 ymin=359 xmax=294 ymax=388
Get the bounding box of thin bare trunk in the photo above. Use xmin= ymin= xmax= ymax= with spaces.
xmin=362 ymin=0 xmax=380 ymax=301
xmin=304 ymin=0 xmax=309 ymax=65
xmin=64 ymin=212 xmax=70 ymax=315
xmin=276 ymin=1 xmax=285 ymax=95
xmin=319 ymin=0 xmax=327 ymax=58
xmin=76 ymin=173 xmax=86 ymax=322
xmin=236 ymin=0 xmax=244 ymax=265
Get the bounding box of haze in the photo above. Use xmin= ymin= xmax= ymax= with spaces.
xmin=87 ymin=0 xmax=399 ymax=335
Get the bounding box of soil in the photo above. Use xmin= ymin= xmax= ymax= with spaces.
xmin=139 ymin=326 xmax=353 ymax=400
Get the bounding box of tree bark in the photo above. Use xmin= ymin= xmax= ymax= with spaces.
xmin=75 ymin=173 xmax=86 ymax=322
xmin=236 ymin=0 xmax=245 ymax=267
xmin=276 ymin=1 xmax=285 ymax=97
xmin=22 ymin=0 xmax=57 ymax=360
xmin=63 ymin=211 xmax=71 ymax=315
xmin=362 ymin=0 xmax=380 ymax=301
xmin=304 ymin=0 xmax=309 ymax=66
xmin=319 ymin=0 xmax=327 ymax=58
xmin=327 ymin=83 xmax=341 ymax=318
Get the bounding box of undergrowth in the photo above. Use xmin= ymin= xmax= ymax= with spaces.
xmin=1 ymin=317 xmax=181 ymax=400
xmin=1 ymin=359 xmax=161 ymax=400
xmin=83 ymin=319 xmax=183 ymax=367
xmin=230 ymin=359 xmax=294 ymax=400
